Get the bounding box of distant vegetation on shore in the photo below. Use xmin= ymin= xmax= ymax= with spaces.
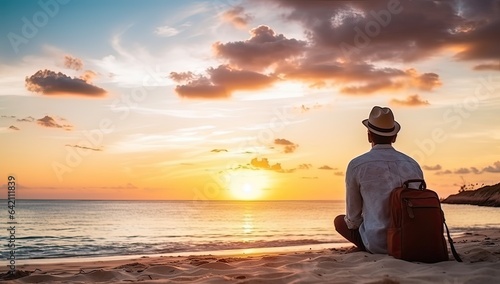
xmin=442 ymin=183 xmax=500 ymax=207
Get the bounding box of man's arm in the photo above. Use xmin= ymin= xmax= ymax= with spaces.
xmin=344 ymin=163 xmax=363 ymax=229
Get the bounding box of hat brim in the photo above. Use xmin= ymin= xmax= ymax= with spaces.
xmin=362 ymin=119 xmax=400 ymax=136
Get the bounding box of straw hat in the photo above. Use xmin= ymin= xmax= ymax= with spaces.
xmin=362 ymin=106 xmax=400 ymax=136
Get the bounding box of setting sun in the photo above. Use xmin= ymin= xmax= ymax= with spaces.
xmin=228 ymin=170 xmax=270 ymax=200
xmin=234 ymin=183 xmax=260 ymax=200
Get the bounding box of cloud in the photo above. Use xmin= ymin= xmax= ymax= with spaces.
xmin=173 ymin=8 xmax=452 ymax=98
xmin=284 ymin=63 xmax=441 ymax=95
xmin=340 ymin=79 xmax=403 ymax=95
xmin=407 ymin=69 xmax=442 ymax=91
xmin=170 ymin=71 xmax=196 ymax=83
xmin=454 ymin=167 xmax=472 ymax=174
xmin=154 ymin=25 xmax=180 ymax=37
xmin=270 ymin=163 xmax=283 ymax=171
xmin=470 ymin=167 xmax=481 ymax=174
xmin=211 ymin=149 xmax=228 ymax=153
xmin=167 ymin=0 xmax=500 ymax=102
xmin=171 ymin=1 xmax=491 ymax=98
xmin=473 ymin=62 xmax=500 ymax=71
xmin=274 ymin=138 xmax=299 ymax=153
xmin=250 ymin=157 xmax=284 ymax=172
xmin=482 ymin=161 xmax=500 ymax=173
xmin=63 ymin=55 xmax=83 ymax=71
xmin=298 ymin=163 xmax=312 ymax=169
xmin=434 ymin=162 xmax=500 ymax=175
xmin=37 ymin=115 xmax=72 ymax=130
xmin=17 ymin=116 xmax=35 ymax=122
xmin=251 ymin=157 xmax=271 ymax=169
xmin=436 ymin=170 xmax=453 ymax=175
xmin=65 ymin=144 xmax=102 ymax=152
xmin=9 ymin=125 xmax=19 ymax=131
xmin=334 ymin=171 xmax=344 ymax=176
xmin=213 ymin=25 xmax=307 ymax=70
xmin=171 ymin=65 xmax=277 ymax=99
xmin=80 ymin=70 xmax=97 ymax=83
xmin=173 ymin=75 xmax=230 ymax=99
xmin=340 ymin=69 xmax=441 ymax=94
xmin=269 ymin=0 xmax=500 ymax=63
xmin=319 ymin=165 xmax=334 ymax=170
xmin=298 ymin=103 xmax=323 ymax=113
xmin=209 ymin=65 xmax=277 ymax=90
xmin=221 ymin=6 xmax=253 ymax=29
xmin=423 ymin=164 xmax=442 ymax=171
xmin=25 ymin=70 xmax=106 ymax=97
xmin=390 ymin=94 xmax=430 ymax=107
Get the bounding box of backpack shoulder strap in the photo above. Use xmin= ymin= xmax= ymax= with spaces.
xmin=444 ymin=221 xmax=463 ymax=262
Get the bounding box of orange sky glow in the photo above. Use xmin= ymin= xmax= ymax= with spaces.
xmin=1 ymin=0 xmax=499 ymax=200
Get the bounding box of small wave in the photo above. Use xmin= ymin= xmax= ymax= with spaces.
xmin=2 ymin=238 xmax=341 ymax=260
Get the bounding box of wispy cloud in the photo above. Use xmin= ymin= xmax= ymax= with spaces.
xmin=154 ymin=25 xmax=180 ymax=37
xmin=63 ymin=55 xmax=83 ymax=71
xmin=390 ymin=94 xmax=430 ymax=107
xmin=65 ymin=144 xmax=102 ymax=152
xmin=274 ymin=138 xmax=298 ymax=153
xmin=423 ymin=164 xmax=442 ymax=171
xmin=211 ymin=149 xmax=228 ymax=153
xmin=298 ymin=163 xmax=312 ymax=170
xmin=37 ymin=115 xmax=72 ymax=130
xmin=473 ymin=62 xmax=500 ymax=71
xmin=319 ymin=165 xmax=334 ymax=170
xmin=17 ymin=116 xmax=35 ymax=122
xmin=435 ymin=161 xmax=500 ymax=175
xmin=482 ymin=161 xmax=500 ymax=173
xmin=221 ymin=6 xmax=253 ymax=29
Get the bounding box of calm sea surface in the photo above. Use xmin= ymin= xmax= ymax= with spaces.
xmin=1 ymin=200 xmax=499 ymax=261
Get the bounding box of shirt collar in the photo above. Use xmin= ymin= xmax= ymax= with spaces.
xmin=371 ymin=144 xmax=394 ymax=150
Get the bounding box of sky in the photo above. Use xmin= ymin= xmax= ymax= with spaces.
xmin=0 ymin=0 xmax=499 ymax=200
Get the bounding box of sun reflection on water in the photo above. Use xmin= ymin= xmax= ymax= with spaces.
xmin=242 ymin=212 xmax=254 ymax=234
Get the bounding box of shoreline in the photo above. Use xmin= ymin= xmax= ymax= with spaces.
xmin=4 ymin=242 xmax=350 ymax=266
xmin=2 ymin=228 xmax=499 ymax=283
xmin=4 ymin=228 xmax=475 ymax=265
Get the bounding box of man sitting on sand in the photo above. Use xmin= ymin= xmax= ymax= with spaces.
xmin=334 ymin=106 xmax=424 ymax=253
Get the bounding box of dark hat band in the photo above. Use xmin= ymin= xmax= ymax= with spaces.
xmin=368 ymin=121 xmax=395 ymax=133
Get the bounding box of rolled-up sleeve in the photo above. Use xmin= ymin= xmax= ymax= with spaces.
xmin=345 ymin=163 xmax=363 ymax=229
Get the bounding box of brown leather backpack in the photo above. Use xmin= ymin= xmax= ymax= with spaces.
xmin=387 ymin=179 xmax=462 ymax=263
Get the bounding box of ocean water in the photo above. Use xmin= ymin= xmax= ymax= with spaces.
xmin=1 ymin=200 xmax=499 ymax=261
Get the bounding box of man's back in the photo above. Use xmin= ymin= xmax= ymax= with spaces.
xmin=335 ymin=106 xmax=425 ymax=254
xmin=345 ymin=144 xmax=423 ymax=253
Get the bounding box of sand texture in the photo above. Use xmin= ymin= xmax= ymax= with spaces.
xmin=1 ymin=229 xmax=499 ymax=283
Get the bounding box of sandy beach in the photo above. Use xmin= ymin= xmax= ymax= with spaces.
xmin=1 ymin=228 xmax=499 ymax=284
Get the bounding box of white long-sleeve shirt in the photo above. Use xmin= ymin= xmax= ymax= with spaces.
xmin=344 ymin=144 xmax=423 ymax=254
